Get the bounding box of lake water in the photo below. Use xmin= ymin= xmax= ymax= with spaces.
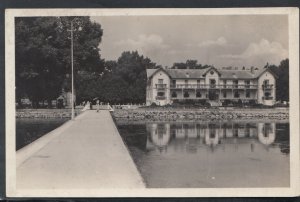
xmin=16 ymin=118 xmax=69 ymax=150
xmin=116 ymin=120 xmax=290 ymax=188
xmin=16 ymin=117 xmax=290 ymax=188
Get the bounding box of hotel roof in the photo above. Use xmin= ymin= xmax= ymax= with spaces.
xmin=147 ymin=66 xmax=276 ymax=79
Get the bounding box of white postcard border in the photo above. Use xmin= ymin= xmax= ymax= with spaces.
xmin=5 ymin=8 xmax=300 ymax=197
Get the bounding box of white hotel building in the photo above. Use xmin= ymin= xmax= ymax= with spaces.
xmin=146 ymin=66 xmax=277 ymax=106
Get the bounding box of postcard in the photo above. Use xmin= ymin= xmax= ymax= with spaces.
xmin=5 ymin=8 xmax=300 ymax=197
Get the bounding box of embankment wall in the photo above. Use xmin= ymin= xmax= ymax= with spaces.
xmin=112 ymin=107 xmax=289 ymax=121
xmin=16 ymin=109 xmax=82 ymax=118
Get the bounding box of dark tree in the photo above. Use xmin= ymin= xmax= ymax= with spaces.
xmin=268 ymin=59 xmax=289 ymax=102
xmin=15 ymin=16 xmax=104 ymax=108
xmin=276 ymin=59 xmax=289 ymax=102
xmin=171 ymin=60 xmax=209 ymax=69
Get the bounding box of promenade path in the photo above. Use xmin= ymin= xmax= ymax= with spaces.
xmin=17 ymin=110 xmax=145 ymax=189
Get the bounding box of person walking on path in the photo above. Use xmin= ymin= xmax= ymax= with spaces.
xmin=96 ymin=100 xmax=100 ymax=112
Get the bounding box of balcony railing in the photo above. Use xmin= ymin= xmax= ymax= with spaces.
xmin=156 ymin=96 xmax=166 ymax=100
xmin=170 ymin=84 xmax=258 ymax=89
xmin=262 ymin=96 xmax=273 ymax=100
xmin=262 ymin=84 xmax=273 ymax=89
xmin=155 ymin=84 xmax=167 ymax=89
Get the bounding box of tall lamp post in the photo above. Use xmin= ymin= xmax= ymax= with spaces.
xmin=70 ymin=20 xmax=75 ymax=120
xmin=69 ymin=18 xmax=82 ymax=120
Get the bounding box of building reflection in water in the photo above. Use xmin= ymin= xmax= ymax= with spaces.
xmin=146 ymin=122 xmax=284 ymax=154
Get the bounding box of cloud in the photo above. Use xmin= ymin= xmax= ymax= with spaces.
xmin=217 ymin=39 xmax=288 ymax=67
xmin=198 ymin=37 xmax=227 ymax=47
xmin=220 ymin=39 xmax=288 ymax=60
xmin=115 ymin=34 xmax=169 ymax=50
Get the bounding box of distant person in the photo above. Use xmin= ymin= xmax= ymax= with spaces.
xmin=96 ymin=100 xmax=100 ymax=112
xmin=81 ymin=101 xmax=90 ymax=111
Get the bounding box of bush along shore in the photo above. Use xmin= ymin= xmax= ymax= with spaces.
xmin=112 ymin=107 xmax=289 ymax=121
xmin=16 ymin=109 xmax=82 ymax=118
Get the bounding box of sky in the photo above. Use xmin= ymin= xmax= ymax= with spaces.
xmin=91 ymin=15 xmax=288 ymax=68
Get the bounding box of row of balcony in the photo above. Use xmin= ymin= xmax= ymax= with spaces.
xmin=262 ymin=96 xmax=274 ymax=100
xmin=155 ymin=96 xmax=259 ymax=100
xmin=155 ymin=84 xmax=274 ymax=90
xmin=262 ymin=84 xmax=274 ymax=90
xmin=155 ymin=96 xmax=274 ymax=100
xmin=156 ymin=96 xmax=166 ymax=100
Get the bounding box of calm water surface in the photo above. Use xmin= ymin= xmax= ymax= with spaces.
xmin=116 ymin=120 xmax=290 ymax=188
xmin=16 ymin=118 xmax=68 ymax=150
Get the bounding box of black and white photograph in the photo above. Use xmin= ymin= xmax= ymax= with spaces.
xmin=5 ymin=8 xmax=300 ymax=197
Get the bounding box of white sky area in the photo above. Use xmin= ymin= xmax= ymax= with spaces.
xmin=90 ymin=15 xmax=288 ymax=68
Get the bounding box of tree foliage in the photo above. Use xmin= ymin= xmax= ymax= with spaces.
xmin=268 ymin=59 xmax=289 ymax=102
xmin=77 ymin=51 xmax=158 ymax=104
xmin=15 ymin=16 xmax=104 ymax=107
xmin=171 ymin=60 xmax=210 ymax=69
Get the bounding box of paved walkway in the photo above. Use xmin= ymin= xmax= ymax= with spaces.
xmin=17 ymin=110 xmax=145 ymax=189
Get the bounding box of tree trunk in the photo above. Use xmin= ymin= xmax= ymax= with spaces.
xmin=47 ymin=99 xmax=52 ymax=108
xmin=17 ymin=97 xmax=23 ymax=109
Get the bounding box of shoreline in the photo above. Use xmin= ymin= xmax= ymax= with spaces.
xmin=16 ymin=107 xmax=289 ymax=121
xmin=112 ymin=107 xmax=289 ymax=121
xmin=16 ymin=108 xmax=83 ymax=118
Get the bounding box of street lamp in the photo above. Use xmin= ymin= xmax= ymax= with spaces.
xmin=68 ymin=18 xmax=82 ymax=120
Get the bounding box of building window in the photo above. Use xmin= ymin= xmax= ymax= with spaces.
xmin=263 ymin=79 xmax=270 ymax=89
xmin=233 ymin=80 xmax=238 ymax=88
xmin=184 ymin=91 xmax=189 ymax=98
xmin=223 ymin=91 xmax=227 ymax=98
xmin=234 ymin=91 xmax=240 ymax=98
xmin=263 ymin=92 xmax=273 ymax=100
xmin=157 ymin=92 xmax=165 ymax=97
xmin=263 ymin=123 xmax=273 ymax=137
xmin=223 ymin=80 xmax=227 ymax=88
xmin=263 ymin=80 xmax=269 ymax=85
xmin=246 ymin=90 xmax=250 ymax=98
xmin=210 ymin=70 xmax=214 ymax=75
xmin=171 ymin=91 xmax=177 ymax=98
xmin=197 ymin=80 xmax=201 ymax=88
xmin=158 ymin=79 xmax=163 ymax=84
xmin=210 ymin=79 xmax=216 ymax=88
xmin=196 ymin=91 xmax=202 ymax=98
xmin=172 ymin=80 xmax=176 ymax=85
xmin=185 ymin=80 xmax=188 ymax=88
xmin=245 ymin=80 xmax=250 ymax=88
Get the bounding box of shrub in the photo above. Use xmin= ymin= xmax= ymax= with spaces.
xmin=274 ymin=103 xmax=289 ymax=108
xmin=150 ymin=102 xmax=158 ymax=107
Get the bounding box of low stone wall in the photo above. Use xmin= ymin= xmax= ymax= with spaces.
xmin=16 ymin=109 xmax=82 ymax=118
xmin=112 ymin=107 xmax=289 ymax=121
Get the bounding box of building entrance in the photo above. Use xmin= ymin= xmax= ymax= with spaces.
xmin=208 ymin=90 xmax=219 ymax=100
